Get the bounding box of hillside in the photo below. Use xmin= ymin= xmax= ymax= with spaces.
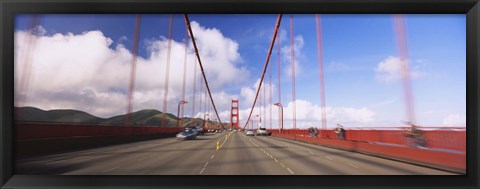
xmin=14 ymin=107 xmax=224 ymax=128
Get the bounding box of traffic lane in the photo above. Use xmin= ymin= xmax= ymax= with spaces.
xmin=16 ymin=132 xmax=226 ymax=175
xmin=259 ymin=136 xmax=455 ymax=175
xmin=201 ymin=131 xmax=291 ymax=175
xmin=113 ymin=132 xmax=229 ymax=175
xmin=64 ymin=132 xmax=227 ymax=175
xmin=247 ymin=134 xmax=347 ymax=175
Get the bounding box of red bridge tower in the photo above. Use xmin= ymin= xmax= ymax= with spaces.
xmin=230 ymin=99 xmax=239 ymax=130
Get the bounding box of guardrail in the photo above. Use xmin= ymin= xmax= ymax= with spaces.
xmin=16 ymin=122 xmax=183 ymax=141
xmin=15 ymin=122 xmax=184 ymax=157
xmin=271 ymin=128 xmax=466 ymax=173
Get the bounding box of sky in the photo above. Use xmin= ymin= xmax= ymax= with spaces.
xmin=14 ymin=14 xmax=466 ymax=129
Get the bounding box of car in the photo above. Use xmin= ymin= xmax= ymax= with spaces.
xmin=216 ymin=129 xmax=222 ymax=133
xmin=176 ymin=130 xmax=197 ymax=140
xmin=184 ymin=126 xmax=204 ymax=135
xmin=246 ymin=129 xmax=255 ymax=136
xmin=256 ymin=127 xmax=269 ymax=136
xmin=195 ymin=126 xmax=205 ymax=135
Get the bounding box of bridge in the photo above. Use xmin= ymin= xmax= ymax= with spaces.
xmin=15 ymin=14 xmax=466 ymax=175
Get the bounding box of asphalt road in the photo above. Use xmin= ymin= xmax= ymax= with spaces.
xmin=16 ymin=131 xmax=455 ymax=175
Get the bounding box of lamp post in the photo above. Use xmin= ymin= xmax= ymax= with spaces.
xmin=177 ymin=100 xmax=188 ymax=128
xmin=274 ymin=102 xmax=284 ymax=133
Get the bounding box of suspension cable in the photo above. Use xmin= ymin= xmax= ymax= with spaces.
xmin=17 ymin=15 xmax=40 ymax=109
xmin=192 ymin=58 xmax=197 ymax=117
xmin=290 ymin=15 xmax=297 ymax=129
xmin=394 ymin=15 xmax=416 ymax=127
xmin=242 ymin=14 xmax=283 ymax=130
xmin=315 ymin=14 xmax=327 ymax=130
xmin=181 ymin=27 xmax=189 ymax=119
xmin=161 ymin=14 xmax=174 ymax=127
xmin=269 ymin=70 xmax=273 ymax=130
xmin=184 ymin=14 xmax=224 ymax=127
xmin=125 ymin=15 xmax=141 ymax=126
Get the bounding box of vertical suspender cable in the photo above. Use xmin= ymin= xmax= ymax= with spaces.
xmin=200 ymin=75 xmax=204 ymax=118
xmin=290 ymin=15 xmax=297 ymax=129
xmin=242 ymin=14 xmax=283 ymax=130
xmin=162 ymin=14 xmax=174 ymax=127
xmin=315 ymin=14 xmax=327 ymax=130
xmin=394 ymin=15 xmax=416 ymax=126
xmin=263 ymin=74 xmax=266 ymax=128
xmin=181 ymin=27 xmax=189 ymax=118
xmin=269 ymin=70 xmax=273 ymax=130
xmin=277 ymin=26 xmax=282 ymax=130
xmin=192 ymin=58 xmax=197 ymax=117
xmin=17 ymin=15 xmax=40 ymax=109
xmin=125 ymin=15 xmax=141 ymax=126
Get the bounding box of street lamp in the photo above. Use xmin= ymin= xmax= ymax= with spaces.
xmin=274 ymin=102 xmax=284 ymax=133
xmin=177 ymin=100 xmax=188 ymax=128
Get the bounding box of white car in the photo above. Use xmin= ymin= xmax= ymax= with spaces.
xmin=246 ymin=129 xmax=255 ymax=136
xmin=256 ymin=128 xmax=268 ymax=136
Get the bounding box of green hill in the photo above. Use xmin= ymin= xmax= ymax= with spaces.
xmin=14 ymin=106 xmax=225 ymax=128
xmin=15 ymin=106 xmax=104 ymax=123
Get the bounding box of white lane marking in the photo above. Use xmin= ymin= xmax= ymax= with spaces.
xmin=210 ymin=154 xmax=215 ymax=159
xmin=204 ymin=162 xmax=209 ymax=168
xmin=45 ymin=159 xmax=66 ymax=165
xmin=248 ymin=136 xmax=296 ymax=175
xmin=347 ymin=162 xmax=359 ymax=168
xmin=308 ymin=150 xmax=315 ymax=155
xmin=103 ymin=166 xmax=119 ymax=173
xmin=199 ymin=168 xmax=206 ymax=174
xmin=286 ymin=168 xmax=295 ymax=174
xmin=325 ymin=156 xmax=333 ymax=160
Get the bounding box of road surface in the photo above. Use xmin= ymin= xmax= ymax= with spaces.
xmin=16 ymin=131 xmax=455 ymax=175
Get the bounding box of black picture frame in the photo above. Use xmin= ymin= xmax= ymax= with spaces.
xmin=1 ymin=0 xmax=479 ymax=188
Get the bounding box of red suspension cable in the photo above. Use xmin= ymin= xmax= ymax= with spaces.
xmin=290 ymin=15 xmax=297 ymax=129
xmin=162 ymin=15 xmax=174 ymax=127
xmin=263 ymin=74 xmax=266 ymax=128
xmin=192 ymin=58 xmax=197 ymax=117
xmin=125 ymin=15 xmax=141 ymax=126
xmin=277 ymin=27 xmax=282 ymax=105
xmin=269 ymin=69 xmax=273 ymax=130
xmin=242 ymin=14 xmax=283 ymax=130
xmin=181 ymin=27 xmax=189 ymax=118
xmin=315 ymin=14 xmax=327 ymax=130
xmin=394 ymin=15 xmax=416 ymax=126
xmin=184 ymin=14 xmax=224 ymax=127
xmin=17 ymin=15 xmax=40 ymax=109
xmin=200 ymin=75 xmax=204 ymax=118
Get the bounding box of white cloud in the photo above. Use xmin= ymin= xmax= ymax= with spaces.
xmin=230 ymin=98 xmax=376 ymax=129
xmin=375 ymin=56 xmax=425 ymax=83
xmin=239 ymin=78 xmax=275 ymax=108
xmin=442 ymin=114 xmax=466 ymax=126
xmin=281 ymin=35 xmax=304 ymax=77
xmin=14 ymin=22 xmax=250 ymax=118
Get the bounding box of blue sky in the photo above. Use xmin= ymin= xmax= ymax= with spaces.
xmin=14 ymin=14 xmax=466 ymax=128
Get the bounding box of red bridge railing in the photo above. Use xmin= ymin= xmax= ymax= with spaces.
xmin=16 ymin=122 xmax=183 ymax=141
xmin=270 ymin=127 xmax=466 ymax=173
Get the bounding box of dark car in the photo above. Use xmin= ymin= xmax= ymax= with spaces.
xmin=195 ymin=126 xmax=205 ymax=135
xmin=176 ymin=130 xmax=197 ymax=140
